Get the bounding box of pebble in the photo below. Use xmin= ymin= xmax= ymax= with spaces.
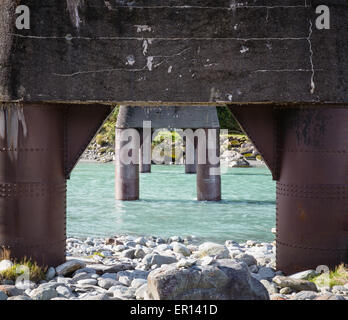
xmin=77 ymin=279 xmax=98 ymax=286
xmin=1 ymin=236 xmax=346 ymax=301
xmin=98 ymin=278 xmax=121 ymax=290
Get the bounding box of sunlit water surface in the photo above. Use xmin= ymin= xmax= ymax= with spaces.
xmin=67 ymin=163 xmax=276 ymax=244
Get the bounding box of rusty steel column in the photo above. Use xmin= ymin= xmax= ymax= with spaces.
xmin=115 ymin=128 xmax=139 ymax=200
xmin=139 ymin=128 xmax=151 ymax=173
xmin=185 ymin=133 xmax=197 ymax=174
xmin=197 ymin=129 xmax=221 ymax=201
xmin=0 ymin=104 xmax=66 ymax=266
xmin=276 ymin=107 xmax=348 ymax=274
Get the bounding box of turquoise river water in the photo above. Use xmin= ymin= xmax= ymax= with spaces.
xmin=67 ymin=163 xmax=276 ymax=244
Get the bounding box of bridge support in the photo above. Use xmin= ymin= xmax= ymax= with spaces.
xmin=197 ymin=129 xmax=221 ymax=201
xmin=184 ymin=133 xmax=197 ymax=174
xmin=115 ymin=128 xmax=140 ymax=200
xmin=0 ymin=104 xmax=66 ymax=266
xmin=230 ymin=105 xmax=348 ymax=274
xmin=0 ymin=103 xmax=112 ymax=266
xmin=139 ymin=128 xmax=151 ymax=173
xmin=276 ymin=107 xmax=348 ymax=274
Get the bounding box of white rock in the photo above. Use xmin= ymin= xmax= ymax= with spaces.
xmin=172 ymin=242 xmax=191 ymax=256
xmin=197 ymin=242 xmax=229 ymax=259
xmin=131 ymin=278 xmax=147 ymax=289
xmin=0 ymin=260 xmax=13 ymax=272
xmin=135 ymin=237 xmax=147 ymax=246
xmin=77 ymin=278 xmax=98 ymax=286
xmin=176 ymin=258 xmax=197 ymax=268
xmin=135 ymin=284 xmax=148 ymax=300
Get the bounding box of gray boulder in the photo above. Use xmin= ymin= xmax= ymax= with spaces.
xmin=147 ymin=259 xmax=269 ymax=300
xmin=289 ymin=270 xmax=318 ymax=280
xmin=56 ymin=259 xmax=86 ymax=276
xmin=7 ymin=295 xmax=32 ymax=300
xmin=172 ymin=243 xmax=191 ymax=256
xmin=197 ymin=242 xmax=229 ymax=259
xmin=291 ymin=290 xmax=318 ymax=300
xmin=98 ymin=278 xmax=121 ymax=290
xmin=273 ymin=276 xmax=318 ymax=292
xmin=30 ymin=286 xmax=58 ymax=300
xmin=0 ymin=291 xmax=8 ymax=300
xmin=142 ymin=254 xmax=177 ymax=270
xmin=235 ymin=253 xmax=257 ymax=266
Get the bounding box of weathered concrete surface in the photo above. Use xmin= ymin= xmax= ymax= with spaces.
xmin=116 ymin=106 xmax=220 ymax=129
xmin=1 ymin=0 xmax=347 ymax=105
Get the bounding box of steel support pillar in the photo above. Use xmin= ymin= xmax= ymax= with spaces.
xmin=276 ymin=107 xmax=348 ymax=274
xmin=115 ymin=128 xmax=139 ymax=200
xmin=197 ymin=129 xmax=221 ymax=201
xmin=0 ymin=103 xmax=112 ymax=266
xmin=139 ymin=128 xmax=151 ymax=173
xmin=0 ymin=104 xmax=66 ymax=266
xmin=230 ymin=105 xmax=348 ymax=274
xmin=185 ymin=133 xmax=197 ymax=174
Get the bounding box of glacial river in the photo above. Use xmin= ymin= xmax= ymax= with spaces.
xmin=67 ymin=163 xmax=276 ymax=244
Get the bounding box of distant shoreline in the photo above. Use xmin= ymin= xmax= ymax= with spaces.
xmin=78 ymin=159 xmax=268 ymax=169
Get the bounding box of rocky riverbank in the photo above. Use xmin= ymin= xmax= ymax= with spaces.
xmin=81 ymin=134 xmax=265 ymax=168
xmin=0 ymin=236 xmax=346 ymax=300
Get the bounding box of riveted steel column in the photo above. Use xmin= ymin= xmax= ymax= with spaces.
xmin=0 ymin=104 xmax=66 ymax=266
xmin=139 ymin=128 xmax=151 ymax=173
xmin=185 ymin=133 xmax=197 ymax=174
xmin=115 ymin=128 xmax=139 ymax=200
xmin=197 ymin=129 xmax=221 ymax=201
xmin=276 ymin=107 xmax=348 ymax=274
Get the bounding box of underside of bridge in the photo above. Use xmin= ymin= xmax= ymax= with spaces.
xmin=115 ymin=106 xmax=221 ymax=201
xmin=0 ymin=0 xmax=347 ymax=274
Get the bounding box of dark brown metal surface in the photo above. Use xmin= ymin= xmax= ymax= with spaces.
xmin=0 ymin=104 xmax=66 ymax=266
xmin=197 ymin=129 xmax=221 ymax=201
xmin=275 ymin=107 xmax=348 ymax=274
xmin=115 ymin=128 xmax=140 ymax=200
xmin=229 ymin=105 xmax=279 ymax=180
xmin=0 ymin=103 xmax=112 ymax=266
xmin=231 ymin=105 xmax=348 ymax=274
xmin=63 ymin=104 xmax=113 ymax=177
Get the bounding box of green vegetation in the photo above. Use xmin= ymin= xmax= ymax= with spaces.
xmin=95 ymin=106 xmax=119 ymax=147
xmin=310 ymin=264 xmax=348 ymax=288
xmin=88 ymin=251 xmax=105 ymax=259
xmin=0 ymin=247 xmax=47 ymax=283
xmin=93 ymin=106 xmax=243 ymax=148
xmin=217 ymin=106 xmax=242 ymax=132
